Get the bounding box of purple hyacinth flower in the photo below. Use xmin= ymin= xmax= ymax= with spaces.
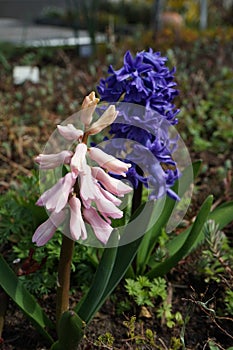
xmin=97 ymin=49 xmax=181 ymax=200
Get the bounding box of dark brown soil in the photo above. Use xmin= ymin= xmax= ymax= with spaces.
xmin=1 ymin=250 xmax=233 ymax=350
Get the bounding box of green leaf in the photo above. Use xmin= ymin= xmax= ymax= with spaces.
xmin=88 ymin=201 xmax=156 ymax=315
xmin=75 ymin=230 xmax=119 ymax=323
xmin=147 ymin=195 xmax=213 ymax=278
xmin=136 ymin=160 xmax=202 ymax=275
xmin=76 ymin=201 xmax=153 ymax=324
xmin=165 ymin=200 xmax=233 ymax=258
xmin=99 ymin=237 xmax=142 ymax=300
xmin=208 ymin=340 xmax=220 ymax=350
xmin=136 ymin=196 xmax=175 ymax=275
xmin=209 ymin=201 xmax=233 ymax=229
xmin=50 ymin=311 xmax=84 ymax=350
xmin=0 ymin=254 xmax=53 ymax=344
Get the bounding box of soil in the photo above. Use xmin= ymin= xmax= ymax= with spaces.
xmin=1 ymin=247 xmax=233 ymax=350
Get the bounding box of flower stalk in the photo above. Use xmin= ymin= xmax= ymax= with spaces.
xmin=56 ymin=235 xmax=74 ymax=329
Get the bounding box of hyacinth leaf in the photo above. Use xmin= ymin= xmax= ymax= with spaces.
xmin=75 ymin=201 xmax=152 ymax=324
xmin=136 ymin=195 xmax=177 ymax=275
xmin=163 ymin=200 xmax=233 ymax=259
xmin=0 ymin=254 xmax=53 ymax=344
xmin=50 ymin=311 xmax=84 ymax=350
xmin=208 ymin=201 xmax=233 ymax=229
xmin=98 ymin=237 xmax=144 ymax=304
xmin=75 ymin=229 xmax=119 ymax=323
xmin=136 ymin=160 xmax=202 ymax=275
xmin=147 ymin=195 xmax=213 ymax=278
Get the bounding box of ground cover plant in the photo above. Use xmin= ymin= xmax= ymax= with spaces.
xmin=0 ymin=23 xmax=233 ymax=350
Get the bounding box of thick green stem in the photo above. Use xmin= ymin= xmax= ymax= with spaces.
xmin=131 ymin=181 xmax=143 ymax=215
xmin=131 ymin=166 xmax=143 ymax=215
xmin=56 ymin=235 xmax=74 ymax=330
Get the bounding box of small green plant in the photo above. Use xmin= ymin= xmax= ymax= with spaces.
xmin=224 ymin=289 xmax=233 ymax=315
xmin=115 ymin=298 xmax=132 ymax=315
xmin=122 ymin=315 xmax=183 ymax=348
xmin=123 ymin=315 xmax=137 ymax=340
xmin=94 ymin=332 xmax=115 ymax=348
xmin=123 ymin=315 xmax=157 ymax=347
xmin=198 ymin=219 xmax=233 ymax=284
xmin=207 ymin=340 xmax=233 ymax=350
xmin=125 ymin=276 xmax=183 ymax=328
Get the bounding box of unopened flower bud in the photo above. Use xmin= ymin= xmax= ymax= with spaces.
xmin=80 ymin=91 xmax=100 ymax=128
xmin=57 ymin=124 xmax=83 ymax=141
xmin=86 ymin=105 xmax=118 ymax=135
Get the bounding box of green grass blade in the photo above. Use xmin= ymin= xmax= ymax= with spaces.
xmin=147 ymin=195 xmax=213 ymax=278
xmin=0 ymin=254 xmax=53 ymax=344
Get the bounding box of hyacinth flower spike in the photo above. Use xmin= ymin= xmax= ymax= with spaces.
xmin=33 ymin=91 xmax=132 ymax=247
xmin=97 ymin=49 xmax=180 ymax=202
xmin=32 ymin=92 xmax=134 ymax=330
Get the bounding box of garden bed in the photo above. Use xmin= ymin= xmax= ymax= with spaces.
xmin=0 ymin=31 xmax=233 ymax=349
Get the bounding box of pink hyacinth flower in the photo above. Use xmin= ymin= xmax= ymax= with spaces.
xmin=86 ymin=105 xmax=118 ymax=135
xmin=80 ymin=91 xmax=100 ymax=128
xmin=70 ymin=143 xmax=88 ymax=177
xmin=93 ymin=184 xmax=123 ymax=219
xmin=32 ymin=210 xmax=65 ymax=246
xmin=35 ymin=150 xmax=73 ymax=169
xmin=69 ymin=196 xmax=87 ymax=241
xmin=83 ymin=206 xmax=113 ymax=245
xmin=79 ymin=166 xmax=99 ymax=208
xmin=98 ymin=185 xmax=122 ymax=207
xmin=95 ymin=194 xmax=123 ymax=222
xmin=95 ymin=187 xmax=123 ymax=223
xmin=36 ymin=172 xmax=76 ymax=213
xmin=88 ymin=147 xmax=131 ymax=176
xmin=91 ymin=167 xmax=132 ymax=196
xmin=57 ymin=124 xmax=83 ymax=141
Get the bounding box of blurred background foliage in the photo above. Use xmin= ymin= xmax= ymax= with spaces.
xmin=37 ymin=0 xmax=233 ymax=29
